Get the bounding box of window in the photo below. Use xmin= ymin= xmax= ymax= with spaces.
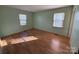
xmin=19 ymin=14 xmax=27 ymax=26
xmin=53 ymin=12 xmax=65 ymax=27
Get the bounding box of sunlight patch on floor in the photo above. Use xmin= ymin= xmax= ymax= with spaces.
xmin=22 ymin=36 xmax=38 ymax=42
xmin=1 ymin=36 xmax=38 ymax=47
xmin=1 ymin=40 xmax=8 ymax=47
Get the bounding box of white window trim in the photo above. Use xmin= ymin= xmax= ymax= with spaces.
xmin=19 ymin=14 xmax=27 ymax=26
xmin=53 ymin=12 xmax=65 ymax=28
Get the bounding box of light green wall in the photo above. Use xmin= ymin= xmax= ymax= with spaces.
xmin=0 ymin=6 xmax=73 ymax=37
xmin=0 ymin=7 xmax=3 ymax=36
xmin=0 ymin=6 xmax=33 ymax=37
xmin=33 ymin=6 xmax=73 ymax=36
xmin=71 ymin=5 xmax=79 ymax=50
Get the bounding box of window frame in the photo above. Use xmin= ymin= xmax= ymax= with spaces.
xmin=18 ymin=13 xmax=27 ymax=26
xmin=53 ymin=12 xmax=65 ymax=28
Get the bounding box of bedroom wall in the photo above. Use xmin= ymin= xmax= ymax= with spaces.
xmin=0 ymin=6 xmax=73 ymax=37
xmin=71 ymin=5 xmax=79 ymax=51
xmin=33 ymin=6 xmax=73 ymax=37
xmin=0 ymin=7 xmax=2 ymax=37
xmin=0 ymin=6 xmax=33 ymax=37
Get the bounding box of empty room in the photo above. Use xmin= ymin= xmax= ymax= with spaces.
xmin=0 ymin=5 xmax=79 ymax=54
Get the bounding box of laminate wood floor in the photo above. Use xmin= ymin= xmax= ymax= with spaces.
xmin=0 ymin=29 xmax=71 ymax=54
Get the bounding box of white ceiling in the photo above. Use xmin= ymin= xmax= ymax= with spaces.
xmin=7 ymin=5 xmax=70 ymax=12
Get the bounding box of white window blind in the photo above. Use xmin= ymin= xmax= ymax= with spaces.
xmin=19 ymin=14 xmax=27 ymax=26
xmin=53 ymin=13 xmax=65 ymax=27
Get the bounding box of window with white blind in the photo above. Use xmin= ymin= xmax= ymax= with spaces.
xmin=19 ymin=14 xmax=27 ymax=26
xmin=53 ymin=12 xmax=65 ymax=27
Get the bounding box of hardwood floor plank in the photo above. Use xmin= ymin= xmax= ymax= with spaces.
xmin=1 ymin=29 xmax=71 ymax=54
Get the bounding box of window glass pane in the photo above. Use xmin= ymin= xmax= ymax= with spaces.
xmin=20 ymin=21 xmax=26 ymax=25
xmin=19 ymin=14 xmax=27 ymax=26
xmin=19 ymin=14 xmax=26 ymax=20
xmin=53 ymin=13 xmax=65 ymax=27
